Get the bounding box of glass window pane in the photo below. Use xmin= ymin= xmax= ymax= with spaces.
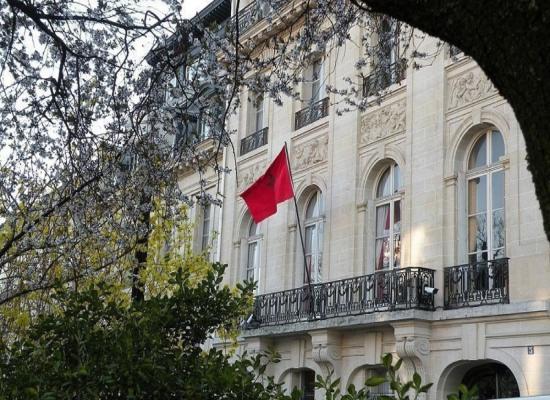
xmin=393 ymin=164 xmax=402 ymax=192
xmin=469 ymin=134 xmax=487 ymax=169
xmin=249 ymin=221 xmax=259 ymax=236
xmin=375 ymin=237 xmax=391 ymax=270
xmin=492 ymin=209 xmax=505 ymax=250
xmin=468 ymin=214 xmax=487 ymax=254
xmin=376 ymin=204 xmax=391 ymax=237
xmin=393 ymin=234 xmax=401 ymax=268
xmin=492 ymin=170 xmax=504 ymax=210
xmin=493 ymin=248 xmax=505 ymax=260
xmin=255 ymin=96 xmax=264 ymax=132
xmin=247 ymin=242 xmax=257 ymax=279
xmin=377 ymin=168 xmax=391 ymax=198
xmin=491 ymin=130 xmax=505 ymax=163
xmin=306 ymin=192 xmax=321 ymax=219
xmin=201 ymin=204 xmax=211 ymax=250
xmin=468 ymin=176 xmax=487 ymax=214
xmin=304 ymin=255 xmax=312 ymax=284
xmin=393 ymin=200 xmax=401 ymax=233
xmin=305 ymin=226 xmax=314 ymax=254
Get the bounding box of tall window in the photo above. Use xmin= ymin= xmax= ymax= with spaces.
xmin=254 ymin=95 xmax=264 ymax=133
xmin=304 ymin=190 xmax=324 ymax=284
xmin=374 ymin=163 xmax=402 ymax=271
xmin=305 ymin=59 xmax=324 ymax=104
xmin=467 ymin=129 xmax=505 ymax=263
xmin=245 ymin=220 xmax=261 ymax=286
xmin=201 ymin=204 xmax=211 ymax=251
xmin=365 ymin=16 xmax=404 ymax=94
xmin=248 ymin=92 xmax=265 ymax=135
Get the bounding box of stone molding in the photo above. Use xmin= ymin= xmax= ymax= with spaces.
xmin=360 ymin=99 xmax=406 ymax=145
xmin=448 ymin=69 xmax=497 ymax=110
xmin=292 ymin=135 xmax=329 ymax=172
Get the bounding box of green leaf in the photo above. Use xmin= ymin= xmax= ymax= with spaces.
xmin=419 ymin=383 xmax=433 ymax=393
xmin=365 ymin=376 xmax=387 ymax=387
xmin=412 ymin=372 xmax=421 ymax=388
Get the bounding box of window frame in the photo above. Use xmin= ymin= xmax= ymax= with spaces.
xmin=245 ymin=220 xmax=262 ymax=290
xmin=304 ymin=58 xmax=325 ymax=105
xmin=303 ymin=190 xmax=324 ymax=284
xmin=200 ymin=203 xmax=211 ymax=252
xmin=466 ymin=129 xmax=506 ymax=263
xmin=373 ymin=163 xmax=403 ymax=271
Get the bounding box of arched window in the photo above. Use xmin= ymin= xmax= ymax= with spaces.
xmin=462 ymin=362 xmax=519 ymax=399
xmin=245 ymin=220 xmax=262 ymax=288
xmin=374 ymin=163 xmax=402 ymax=270
xmin=304 ymin=190 xmax=324 ymax=284
xmin=467 ymin=129 xmax=505 ymax=263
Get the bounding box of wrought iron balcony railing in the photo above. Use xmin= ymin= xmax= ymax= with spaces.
xmin=294 ymin=97 xmax=329 ymax=130
xmin=232 ymin=1 xmax=271 ymax=34
xmin=249 ymin=267 xmax=435 ymax=328
xmin=363 ymin=61 xmax=406 ymax=98
xmin=443 ymin=258 xmax=509 ymax=309
xmin=240 ymin=127 xmax=268 ymax=155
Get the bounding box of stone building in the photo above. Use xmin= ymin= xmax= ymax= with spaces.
xmin=178 ymin=1 xmax=550 ymax=398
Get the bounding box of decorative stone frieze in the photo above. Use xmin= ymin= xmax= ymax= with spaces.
xmin=237 ymin=161 xmax=266 ymax=192
xmin=292 ymin=135 xmax=329 ymax=171
xmin=448 ymin=70 xmax=497 ymax=110
xmin=360 ymin=99 xmax=406 ymax=145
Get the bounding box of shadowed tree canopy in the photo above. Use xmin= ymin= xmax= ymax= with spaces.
xmin=351 ymin=0 xmax=550 ymax=241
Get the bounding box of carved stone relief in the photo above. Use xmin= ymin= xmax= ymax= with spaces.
xmin=237 ymin=161 xmax=266 ymax=192
xmin=360 ymin=99 xmax=406 ymax=145
xmin=448 ymin=70 xmax=497 ymax=110
xmin=292 ymin=135 xmax=329 ymax=171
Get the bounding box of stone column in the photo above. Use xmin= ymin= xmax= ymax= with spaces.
xmin=286 ymin=223 xmax=297 ymax=288
xmin=232 ymin=240 xmax=241 ymax=285
xmin=355 ymin=202 xmax=368 ymax=275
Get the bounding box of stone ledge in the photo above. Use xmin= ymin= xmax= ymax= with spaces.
xmin=241 ymin=300 xmax=550 ymax=338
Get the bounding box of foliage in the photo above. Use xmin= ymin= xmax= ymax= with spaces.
xmin=0 ymin=199 xmax=216 ymax=341
xmin=447 ymin=384 xmax=479 ymax=400
xmin=0 ymin=263 xmax=270 ymax=399
xmin=316 ymin=353 xmax=433 ymax=400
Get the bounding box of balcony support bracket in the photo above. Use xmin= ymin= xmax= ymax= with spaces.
xmin=309 ymin=330 xmax=342 ymax=377
xmin=392 ymin=321 xmax=432 ymax=398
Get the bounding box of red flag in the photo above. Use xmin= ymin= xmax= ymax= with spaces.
xmin=240 ymin=147 xmax=294 ymax=223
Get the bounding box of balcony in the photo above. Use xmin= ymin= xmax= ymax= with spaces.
xmin=362 ymin=61 xmax=406 ymax=98
xmin=444 ymin=258 xmax=509 ymax=309
xmin=294 ymin=97 xmax=329 ymax=131
xmin=249 ymin=267 xmax=435 ymax=328
xmin=240 ymin=127 xmax=268 ymax=156
xmin=233 ymin=1 xmax=270 ymax=34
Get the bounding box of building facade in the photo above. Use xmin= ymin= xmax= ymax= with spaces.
xmin=178 ymin=1 xmax=550 ymax=398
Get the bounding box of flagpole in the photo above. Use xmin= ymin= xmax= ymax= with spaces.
xmin=283 ymin=143 xmax=313 ymax=295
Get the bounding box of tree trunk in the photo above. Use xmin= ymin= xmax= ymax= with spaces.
xmin=132 ymin=193 xmax=151 ymax=302
xmin=354 ymin=0 xmax=550 ymax=242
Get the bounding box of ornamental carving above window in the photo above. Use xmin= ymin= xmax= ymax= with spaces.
xmin=448 ymin=69 xmax=497 ymax=110
xmin=360 ymin=99 xmax=406 ymax=145
xmin=292 ymin=135 xmax=329 ymax=171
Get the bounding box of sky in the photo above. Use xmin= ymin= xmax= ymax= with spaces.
xmin=182 ymin=0 xmax=210 ymax=19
